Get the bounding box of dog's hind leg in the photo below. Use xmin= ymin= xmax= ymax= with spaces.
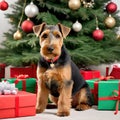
xmin=75 ymin=85 xmax=92 ymax=111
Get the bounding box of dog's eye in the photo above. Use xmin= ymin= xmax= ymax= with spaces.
xmin=42 ymin=34 xmax=48 ymax=39
xmin=55 ymin=34 xmax=60 ymax=38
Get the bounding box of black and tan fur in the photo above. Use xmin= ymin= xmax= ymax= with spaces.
xmin=33 ymin=23 xmax=92 ymax=117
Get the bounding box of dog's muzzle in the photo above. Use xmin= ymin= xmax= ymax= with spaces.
xmin=47 ymin=46 xmax=54 ymax=52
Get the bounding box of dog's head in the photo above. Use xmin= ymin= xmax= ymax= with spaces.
xmin=33 ymin=23 xmax=71 ymax=60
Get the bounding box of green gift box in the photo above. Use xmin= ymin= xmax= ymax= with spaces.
xmin=98 ymin=80 xmax=120 ymax=114
xmin=86 ymin=79 xmax=100 ymax=105
xmin=2 ymin=77 xmax=37 ymax=93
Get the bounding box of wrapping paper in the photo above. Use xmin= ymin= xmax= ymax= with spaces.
xmin=98 ymin=80 xmax=120 ymax=115
xmin=106 ymin=64 xmax=120 ymax=79
xmin=80 ymin=70 xmax=100 ymax=80
xmin=10 ymin=65 xmax=37 ymax=78
xmin=0 ymin=63 xmax=6 ymax=80
xmin=0 ymin=91 xmax=36 ymax=118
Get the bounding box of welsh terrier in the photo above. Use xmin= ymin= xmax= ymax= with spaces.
xmin=33 ymin=23 xmax=92 ymax=117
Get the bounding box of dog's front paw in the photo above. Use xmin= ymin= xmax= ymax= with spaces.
xmin=36 ymin=107 xmax=44 ymax=113
xmin=57 ymin=111 xmax=70 ymax=117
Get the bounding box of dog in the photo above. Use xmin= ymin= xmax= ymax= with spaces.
xmin=33 ymin=23 xmax=93 ymax=117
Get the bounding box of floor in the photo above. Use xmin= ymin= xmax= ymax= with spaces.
xmin=2 ymin=106 xmax=120 ymax=120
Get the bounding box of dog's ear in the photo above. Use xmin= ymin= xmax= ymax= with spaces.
xmin=33 ymin=22 xmax=46 ymax=37
xmin=57 ymin=23 xmax=71 ymax=39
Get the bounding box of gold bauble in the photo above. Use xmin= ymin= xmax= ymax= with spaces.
xmin=104 ymin=15 xmax=116 ymax=28
xmin=13 ymin=30 xmax=22 ymax=40
xmin=68 ymin=0 xmax=81 ymax=10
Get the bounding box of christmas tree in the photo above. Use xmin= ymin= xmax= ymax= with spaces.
xmin=0 ymin=0 xmax=120 ymax=67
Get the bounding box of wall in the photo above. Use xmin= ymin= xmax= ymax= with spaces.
xmin=0 ymin=0 xmax=18 ymax=47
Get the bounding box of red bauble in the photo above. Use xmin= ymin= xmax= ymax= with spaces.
xmin=106 ymin=2 xmax=117 ymax=13
xmin=0 ymin=0 xmax=9 ymax=11
xmin=21 ymin=19 xmax=34 ymax=33
xmin=92 ymin=29 xmax=104 ymax=41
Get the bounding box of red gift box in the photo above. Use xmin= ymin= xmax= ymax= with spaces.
xmin=0 ymin=63 xmax=6 ymax=79
xmin=80 ymin=70 xmax=100 ymax=80
xmin=106 ymin=67 xmax=120 ymax=79
xmin=10 ymin=65 xmax=37 ymax=78
xmin=0 ymin=91 xmax=36 ymax=119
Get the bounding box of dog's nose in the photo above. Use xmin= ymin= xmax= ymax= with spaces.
xmin=47 ymin=46 xmax=54 ymax=52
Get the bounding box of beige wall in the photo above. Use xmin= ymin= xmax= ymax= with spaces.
xmin=0 ymin=0 xmax=18 ymax=47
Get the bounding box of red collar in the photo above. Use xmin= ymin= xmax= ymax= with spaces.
xmin=45 ymin=56 xmax=59 ymax=63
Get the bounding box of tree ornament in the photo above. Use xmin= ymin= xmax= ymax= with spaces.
xmin=92 ymin=28 xmax=104 ymax=41
xmin=81 ymin=0 xmax=95 ymax=8
xmin=25 ymin=2 xmax=39 ymax=18
xmin=13 ymin=30 xmax=22 ymax=40
xmin=0 ymin=0 xmax=9 ymax=11
xmin=72 ymin=21 xmax=82 ymax=32
xmin=21 ymin=19 xmax=34 ymax=33
xmin=106 ymin=2 xmax=117 ymax=13
xmin=68 ymin=0 xmax=81 ymax=10
xmin=9 ymin=17 xmax=14 ymax=23
xmin=92 ymin=17 xmax=104 ymax=41
xmin=104 ymin=15 xmax=116 ymax=28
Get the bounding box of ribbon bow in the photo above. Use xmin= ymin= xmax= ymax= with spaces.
xmin=16 ymin=74 xmax=29 ymax=79
xmin=98 ymin=76 xmax=114 ymax=81
xmin=15 ymin=74 xmax=29 ymax=84
xmin=15 ymin=74 xmax=29 ymax=91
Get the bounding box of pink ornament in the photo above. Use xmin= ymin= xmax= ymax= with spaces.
xmin=0 ymin=0 xmax=9 ymax=11
xmin=106 ymin=2 xmax=117 ymax=13
xmin=21 ymin=19 xmax=34 ymax=33
xmin=92 ymin=29 xmax=104 ymax=41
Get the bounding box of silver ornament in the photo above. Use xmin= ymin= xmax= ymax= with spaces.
xmin=72 ymin=21 xmax=82 ymax=32
xmin=25 ymin=2 xmax=39 ymax=18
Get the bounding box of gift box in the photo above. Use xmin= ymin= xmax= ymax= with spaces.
xmin=106 ymin=67 xmax=120 ymax=79
xmin=2 ymin=75 xmax=37 ymax=93
xmin=80 ymin=70 xmax=100 ymax=80
xmin=0 ymin=91 xmax=36 ymax=119
xmin=86 ymin=79 xmax=99 ymax=105
xmin=98 ymin=80 xmax=120 ymax=114
xmin=0 ymin=63 xmax=6 ymax=80
xmin=86 ymin=76 xmax=114 ymax=105
xmin=10 ymin=65 xmax=37 ymax=78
